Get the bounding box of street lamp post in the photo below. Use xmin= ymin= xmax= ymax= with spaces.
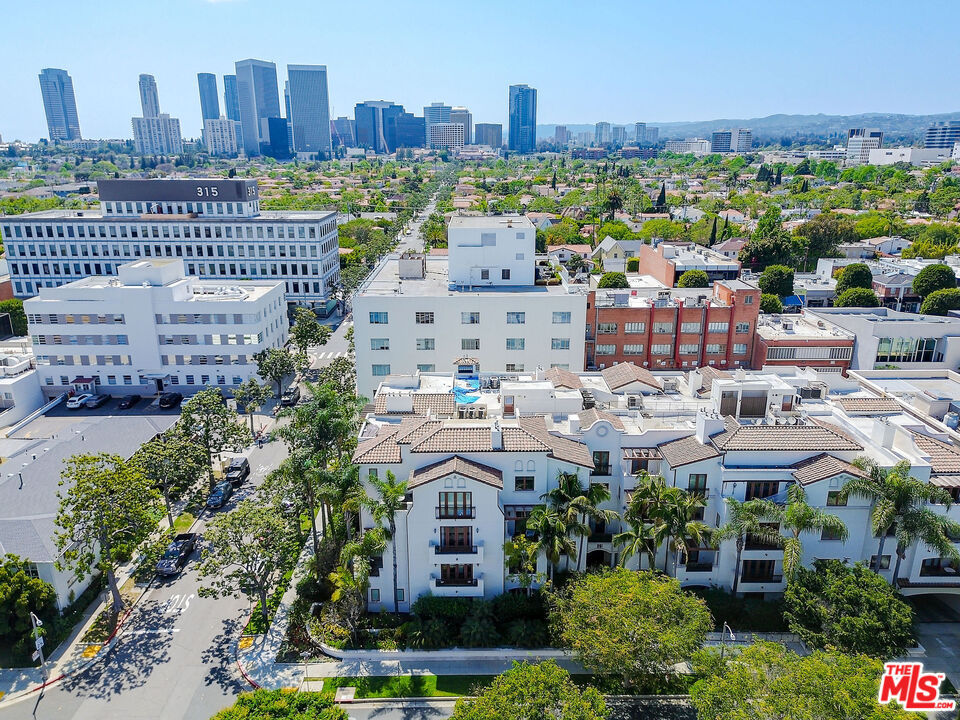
xmin=30 ymin=611 xmax=46 ymax=681
xmin=720 ymin=621 xmax=736 ymax=662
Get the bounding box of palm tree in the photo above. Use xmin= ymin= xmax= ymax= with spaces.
xmin=364 ymin=471 xmax=408 ymax=611
xmin=613 ymin=515 xmax=657 ymax=570
xmin=764 ymin=484 xmax=848 ymax=581
xmin=332 ymin=527 xmax=386 ymax=644
xmin=613 ymin=471 xmax=668 ymax=571
xmin=842 ymin=459 xmax=960 ymax=585
xmin=655 ymin=489 xmax=711 ymax=574
xmin=714 ymin=498 xmax=782 ymax=594
xmin=527 ymin=506 xmax=576 ymax=581
xmin=544 ymin=471 xmax=619 ymax=572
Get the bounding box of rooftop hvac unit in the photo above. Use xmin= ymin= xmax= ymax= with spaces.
xmin=628 ymin=395 xmax=643 ymax=409
xmin=662 ymin=378 xmax=679 ymax=392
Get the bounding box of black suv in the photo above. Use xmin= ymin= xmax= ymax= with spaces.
xmin=280 ymin=386 xmax=301 ymax=407
xmin=225 ymin=457 xmax=250 ymax=487
xmin=159 ymin=392 xmax=183 ymax=409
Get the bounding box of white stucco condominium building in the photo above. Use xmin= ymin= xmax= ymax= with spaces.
xmin=24 ymin=257 xmax=287 ymax=397
xmin=1 ymin=178 xmax=340 ymax=309
xmin=352 ymin=215 xmax=587 ymax=397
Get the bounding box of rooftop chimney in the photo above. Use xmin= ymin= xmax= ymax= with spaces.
xmin=696 ymin=409 xmax=726 ymax=443
xmin=491 ymin=419 xmax=503 ymax=450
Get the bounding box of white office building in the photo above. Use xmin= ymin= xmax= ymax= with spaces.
xmin=845 ymin=128 xmax=883 ymax=165
xmin=203 ymin=117 xmax=240 ymax=157
xmin=132 ymin=114 xmax=183 ymax=155
xmin=24 ymin=257 xmax=286 ymax=397
xmin=427 ymin=122 xmax=465 ymax=150
xmin=352 ymin=216 xmax=587 ymax=397
xmin=665 ymin=139 xmax=712 ymax=155
xmin=2 ymin=179 xmax=340 ymax=309
xmin=867 ymin=147 xmax=951 ymax=167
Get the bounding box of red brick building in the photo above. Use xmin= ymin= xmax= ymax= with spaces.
xmin=585 ymin=280 xmax=760 ymax=370
xmin=636 ymin=242 xmax=741 ymax=288
xmin=752 ymin=312 xmax=855 ymax=372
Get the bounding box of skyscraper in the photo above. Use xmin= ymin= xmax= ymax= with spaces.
xmin=508 ymin=84 xmax=536 ymax=153
xmin=223 ymin=75 xmax=241 ymax=122
xmin=197 ymin=73 xmax=220 ymax=121
xmin=423 ymin=102 xmax=452 ymax=129
xmin=287 ymin=65 xmax=332 ymax=158
xmin=475 ymin=123 xmax=502 ymax=148
xmin=235 ymin=59 xmax=281 ymax=156
xmin=555 ymin=126 xmax=568 ymax=145
xmin=595 ymin=122 xmax=611 ymax=145
xmin=330 ymin=116 xmax=355 ymax=147
xmin=139 ymin=74 xmax=160 ymax=118
xmin=845 ymin=128 xmax=883 ymax=165
xmin=395 ymin=113 xmax=425 ymax=149
xmin=450 ymin=106 xmax=472 ymax=145
xmin=38 ymin=68 xmax=81 ymax=141
xmin=354 ymin=101 xmax=404 ymax=153
xmin=634 ymin=122 xmax=646 ymax=143
xmin=923 ymin=121 xmax=960 ymax=149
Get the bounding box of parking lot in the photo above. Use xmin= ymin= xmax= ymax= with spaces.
xmin=11 ymin=394 xmax=184 ymax=440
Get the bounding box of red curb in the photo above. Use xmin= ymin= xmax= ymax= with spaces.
xmin=236 ymin=657 xmax=261 ymax=690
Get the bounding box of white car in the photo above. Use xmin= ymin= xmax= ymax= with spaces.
xmin=66 ymin=393 xmax=93 ymax=409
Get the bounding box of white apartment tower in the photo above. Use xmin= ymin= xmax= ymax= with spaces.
xmin=203 ymin=117 xmax=240 ymax=157
xmin=427 ymin=122 xmax=465 ymax=151
xmin=846 ymin=128 xmax=883 ymax=165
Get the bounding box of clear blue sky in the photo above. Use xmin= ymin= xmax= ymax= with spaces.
xmin=3 ymin=0 xmax=958 ymax=142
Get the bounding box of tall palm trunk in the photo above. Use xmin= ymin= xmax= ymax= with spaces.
xmin=389 ymin=519 xmax=399 ymax=611
xmin=731 ymin=536 xmax=744 ymax=595
xmin=876 ymin=530 xmax=889 ymax=577
xmin=663 ymin=534 xmax=672 ymax=573
xmin=892 ymin=543 xmax=906 ymax=587
xmin=576 ymin=512 xmax=587 ymax=572
xmin=304 ymin=477 xmax=322 ymax=582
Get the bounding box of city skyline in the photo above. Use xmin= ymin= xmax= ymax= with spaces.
xmin=3 ymin=0 xmax=959 ymax=142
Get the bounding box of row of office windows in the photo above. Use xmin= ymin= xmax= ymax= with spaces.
xmin=596 ymin=321 xmax=750 ymax=335
xmin=16 ymin=277 xmax=330 ymax=298
xmin=369 ymin=337 xmax=570 ymax=352
xmin=159 ymin=333 xmax=265 ymax=346
xmin=27 ymin=313 xmax=125 ymax=325
xmin=4 ymin=221 xmax=334 ymax=243
xmin=595 ymin=343 xmax=749 ymax=356
xmin=33 ymin=334 xmax=128 ymax=346
xmin=44 ymin=373 xmax=246 ymax=387
xmin=10 ymin=239 xmax=332 ymax=258
xmin=385 ymin=311 xmax=574 ymax=325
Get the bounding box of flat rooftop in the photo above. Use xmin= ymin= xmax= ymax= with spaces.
xmin=30 ymin=275 xmax=281 ymax=302
xmin=359 ymin=254 xmax=573 ymax=297
xmin=4 ymin=208 xmax=337 ymax=222
xmin=756 ymin=315 xmax=855 ymax=340
xmin=448 ymin=215 xmax=535 ymax=230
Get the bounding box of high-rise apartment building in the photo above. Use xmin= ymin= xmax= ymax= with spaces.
xmin=475 ymin=123 xmax=502 ymax=148
xmin=450 ymin=106 xmax=472 ymax=145
xmin=710 ymin=128 xmax=752 ymax=153
xmin=554 ymin=125 xmax=568 ymax=144
xmin=595 ymin=121 xmax=611 ymax=145
xmin=923 ymin=121 xmax=960 ymax=149
xmin=423 ymin=102 xmax=452 ymax=130
xmin=645 ymin=127 xmax=659 ymax=144
xmin=286 ymin=65 xmax=332 ymax=158
xmin=203 ymin=117 xmax=239 ymax=156
xmin=396 ymin=113 xmax=425 ymax=149
xmin=38 ymin=68 xmax=82 ymax=142
xmin=507 ymin=84 xmax=537 ymax=153
xmin=138 ymin=74 xmax=160 ymax=118
xmin=197 ymin=73 xmax=220 ymax=121
xmin=845 ymin=128 xmax=883 ymax=165
xmin=235 ymin=59 xmax=281 ymax=157
xmin=354 ymin=101 xmax=404 ymax=153
xmin=223 ymin=75 xmax=241 ymax=122
xmin=427 ymin=123 xmax=464 ymax=150
xmin=1 ymin=179 xmax=340 ymax=308
xmin=331 ymin=116 xmax=356 ymax=147
xmin=611 ymin=126 xmax=626 ymax=144
xmin=634 ymin=122 xmax=646 ymax=143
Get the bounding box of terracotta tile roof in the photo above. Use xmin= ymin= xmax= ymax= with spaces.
xmin=712 ymin=419 xmax=863 ymax=452
xmin=810 ymin=418 xmax=864 ymax=448
xmin=374 ymin=393 xmax=457 ymax=417
xmin=409 ymin=456 xmax=503 ymax=490
xmin=834 ymin=396 xmax=901 ymax=413
xmin=544 ymin=367 xmax=583 ymax=389
xmin=353 ymin=425 xmax=402 ymax=464
xmin=410 ymin=427 xmax=501 ymax=453
xmin=657 ymin=435 xmax=722 ymax=467
xmin=912 ymin=433 xmax=960 ymax=475
xmin=578 ymin=408 xmax=625 ymax=431
xmin=518 ymin=416 xmax=595 ymax=468
xmin=791 ymin=454 xmax=870 ymax=485
xmin=601 ymin=363 xmax=662 ymax=392
xmin=396 ymin=417 xmax=442 ymax=444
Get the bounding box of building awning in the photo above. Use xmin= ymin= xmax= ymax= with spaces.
xmin=782 ymin=295 xmax=804 ymax=307
xmin=931 ymin=475 xmax=960 ymax=489
xmin=622 ymin=448 xmax=662 ymax=460
xmin=71 ymin=377 xmax=96 ymax=384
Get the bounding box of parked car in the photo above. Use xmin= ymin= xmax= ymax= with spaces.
xmin=159 ymin=392 xmax=184 ymax=409
xmin=66 ymin=393 xmax=93 ymax=409
xmin=280 ymin=386 xmax=301 ymax=407
xmin=85 ymin=394 xmax=110 ymax=408
xmin=225 ymin=456 xmax=250 ymax=487
xmin=118 ymin=394 xmax=142 ymax=409
xmin=206 ymin=480 xmax=233 ymax=509
xmin=155 ymin=533 xmax=198 ymax=576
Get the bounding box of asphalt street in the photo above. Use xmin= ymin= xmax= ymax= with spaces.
xmin=1 ymin=437 xmax=289 ymax=720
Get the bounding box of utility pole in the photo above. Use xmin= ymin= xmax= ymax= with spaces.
xmin=30 ymin=611 xmax=46 ymax=680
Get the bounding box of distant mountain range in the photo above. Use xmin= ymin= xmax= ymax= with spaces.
xmin=537 ymin=112 xmax=960 ymax=144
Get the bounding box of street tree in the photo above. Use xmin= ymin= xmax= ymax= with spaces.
xmin=691 ymin=642 xmax=918 ymax=720
xmin=912 ymin=263 xmax=956 ymax=298
xmin=677 ymin=269 xmax=709 ymax=288
xmin=714 ymin=497 xmax=782 ymax=594
xmin=757 ymin=264 xmax=795 ymax=297
xmin=920 ymin=287 xmax=960 ymax=316
xmin=289 ymin=306 xmax=331 ymax=357
xmin=363 ymin=471 xmax=407 ymax=612
xmin=835 ymin=287 xmax=880 ymax=307
xmin=835 ymin=262 xmax=873 ymax=295
xmin=211 ymin=690 xmax=347 ymax=720
xmin=198 ymin=501 xmax=296 ymax=628
xmin=0 ymin=554 xmax=56 ymax=645
xmin=232 ymin=378 xmax=272 ymax=435
xmin=180 ymin=388 xmax=249 ymax=490
xmin=55 ymin=453 xmax=159 ymax=613
xmin=329 ymin=526 xmax=386 ymax=644
xmin=550 ymin=569 xmax=711 ymax=691
xmin=760 ymin=293 xmax=783 ymax=313
xmin=130 ymin=428 xmax=207 ymax=528
xmin=784 ymin=560 xmax=913 ymax=659
xmin=597 ymin=272 xmax=629 ymax=289
xmin=450 ymin=661 xmax=607 ymax=720
xmin=255 ymin=347 xmax=297 ymax=397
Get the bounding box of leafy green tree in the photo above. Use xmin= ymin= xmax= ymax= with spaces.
xmin=835 ymin=287 xmax=880 ymax=307
xmin=0 ymin=554 xmax=56 ymax=644
xmin=653 ymin=488 xmax=710 ymax=574
xmin=760 ymin=293 xmax=783 ymax=313
xmin=757 ymin=265 xmax=795 ymax=297
xmin=714 ymin=498 xmax=782 ymax=594
xmin=759 ymin=485 xmax=847 ymax=580
xmin=597 ymin=272 xmax=629 ymax=288
xmin=835 ymin=263 xmax=873 ymax=295
xmin=211 ymin=689 xmax=347 ymax=720
xmin=625 ymin=257 xmax=639 ymax=272
xmin=289 ymin=306 xmax=331 ymax=356
xmin=797 ymin=212 xmax=856 ymax=260
xmin=738 ymin=235 xmax=795 ymax=271
xmin=331 ymin=527 xmax=387 ymax=643
xmin=597 ymin=220 xmax=637 ymax=241
xmin=912 ymin=263 xmax=956 ymax=298
xmin=903 ymin=224 xmax=960 ymax=259
xmin=180 ymin=388 xmax=249 ymax=490
xmin=550 ymin=569 xmax=711 ymax=690
xmin=364 ymin=471 xmax=408 ymax=611
xmin=784 ymin=560 xmax=913 ymax=659
xmin=677 ymin=269 xmax=709 ymax=288
xmin=753 ymin=206 xmax=786 ymax=241
xmin=55 ymin=453 xmax=159 ymax=613
xmin=0 ymin=299 xmax=27 ymax=336
xmin=198 ymin=501 xmax=295 ymax=627
xmin=254 ymin=347 xmax=298 ymax=397
xmin=638 ymin=218 xmax=684 ymax=240
xmin=708 ymin=216 xmax=717 ymax=246
xmin=504 ymin=536 xmax=545 ymax=594
xmin=691 ymin=642 xmax=918 ymax=720
xmin=920 ymin=287 xmax=960 ymax=315
xmin=842 ymin=459 xmax=960 ymax=584
xmin=232 ymin=378 xmax=272 ymax=435
xmin=450 ymin=661 xmax=607 ymax=720
xmin=130 ymin=428 xmax=207 ymax=528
